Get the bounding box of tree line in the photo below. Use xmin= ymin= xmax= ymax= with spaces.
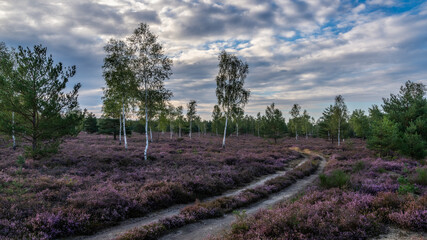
xmin=1 ymin=22 xmax=425 ymax=160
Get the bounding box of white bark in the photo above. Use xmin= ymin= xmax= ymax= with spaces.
xmin=338 ymin=119 xmax=341 ymax=146
xmin=189 ymin=120 xmax=192 ymax=139
xmin=122 ymin=104 xmax=127 ymax=149
xmin=222 ymin=114 xmax=228 ymax=148
xmin=12 ymin=112 xmax=16 ymax=150
xmin=295 ymin=125 xmax=298 ymax=140
xmin=305 ymin=123 xmax=308 ymax=139
xmin=119 ymin=113 xmax=122 ymax=145
xmin=144 ymin=85 xmax=149 ymax=161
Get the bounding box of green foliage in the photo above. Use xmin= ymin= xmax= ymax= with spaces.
xmin=319 ymin=170 xmax=349 ymax=189
xmin=373 ymin=80 xmax=427 ymax=159
xmin=397 ymin=176 xmax=417 ymax=195
xmin=25 ymin=141 xmax=61 ymax=159
xmin=412 ymin=168 xmax=427 ymax=186
xmin=157 ymin=108 xmax=168 ymax=133
xmin=186 ymin=100 xmax=197 ymax=138
xmin=352 ymin=160 xmax=366 ymax=173
xmin=317 ymin=105 xmax=337 ymax=142
xmin=367 ymin=117 xmax=400 ymax=157
xmin=401 ymin=121 xmax=426 ymax=159
xmin=132 ymin=120 xmax=146 ymax=134
xmin=262 ymin=103 xmax=286 ymax=143
xmin=216 ymin=50 xmax=250 ymax=147
xmin=98 ymin=118 xmax=130 ymax=139
xmin=289 ymin=103 xmax=301 ymax=139
xmin=16 ymin=155 xmax=25 ymax=167
xmin=16 ymin=155 xmax=25 ymax=174
xmin=349 ymin=109 xmax=370 ymax=138
xmin=84 ymin=112 xmax=98 ymax=133
xmin=231 ymin=210 xmax=249 ymax=234
xmin=0 ymin=43 xmax=83 ymax=157
xmin=211 ymin=105 xmax=224 ymax=135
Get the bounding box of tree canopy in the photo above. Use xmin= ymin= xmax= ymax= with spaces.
xmin=0 ymin=44 xmax=82 ymax=157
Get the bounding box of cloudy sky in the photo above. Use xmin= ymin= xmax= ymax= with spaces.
xmin=1 ymin=0 xmax=426 ymax=120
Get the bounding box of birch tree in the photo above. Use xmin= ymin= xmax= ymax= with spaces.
xmin=102 ymin=39 xmax=136 ymax=149
xmin=176 ymin=106 xmax=184 ymax=137
xmin=194 ymin=115 xmax=202 ymax=137
xmin=333 ymin=95 xmax=348 ymax=146
xmin=302 ymin=109 xmax=310 ymax=139
xmin=231 ymin=104 xmax=244 ymax=137
xmin=186 ymin=100 xmax=197 ymax=139
xmin=167 ymin=104 xmax=176 ymax=139
xmin=0 ymin=43 xmax=16 ymax=150
xmin=290 ymin=104 xmax=301 ymax=140
xmin=215 ymin=51 xmax=250 ymax=148
xmin=127 ymin=23 xmax=172 ymax=160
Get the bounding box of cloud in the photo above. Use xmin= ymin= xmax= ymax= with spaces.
xmin=1 ymin=0 xmax=426 ymax=120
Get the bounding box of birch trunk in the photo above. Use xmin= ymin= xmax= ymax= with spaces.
xmin=295 ymin=125 xmax=298 ymax=140
xmin=150 ymin=127 xmax=153 ymax=142
xmin=306 ymin=123 xmax=308 ymax=139
xmin=189 ymin=120 xmax=192 ymax=139
xmin=12 ymin=112 xmax=16 ymax=150
xmin=144 ymin=85 xmax=149 ymax=161
xmin=338 ymin=119 xmax=341 ymax=146
xmin=119 ymin=113 xmax=122 ymax=145
xmin=122 ymin=104 xmax=127 ymax=149
xmin=222 ymin=114 xmax=228 ymax=148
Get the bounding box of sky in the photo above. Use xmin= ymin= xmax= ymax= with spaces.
xmin=1 ymin=0 xmax=426 ymax=120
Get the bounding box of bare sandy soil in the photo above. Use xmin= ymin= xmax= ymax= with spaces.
xmin=373 ymin=227 xmax=427 ymax=240
xmin=65 ymin=157 xmax=308 ymax=240
xmin=159 ymin=156 xmax=326 ymax=240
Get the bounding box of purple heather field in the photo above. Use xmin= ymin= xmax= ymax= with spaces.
xmin=0 ymin=133 xmax=302 ymax=239
xmin=0 ymin=133 xmax=426 ymax=240
xmin=210 ymin=138 xmax=427 ymax=240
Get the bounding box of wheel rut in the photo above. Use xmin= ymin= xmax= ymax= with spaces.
xmin=66 ymin=156 xmax=308 ymax=240
xmin=160 ymin=155 xmax=326 ymax=240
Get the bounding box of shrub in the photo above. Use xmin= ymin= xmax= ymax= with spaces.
xmin=230 ymin=211 xmax=249 ymax=234
xmin=412 ymin=168 xmax=427 ymax=186
xmin=397 ymin=176 xmax=417 ymax=195
xmin=352 ymin=160 xmax=366 ymax=173
xmin=319 ymin=170 xmax=349 ymax=189
xmin=28 ymin=209 xmax=90 ymax=239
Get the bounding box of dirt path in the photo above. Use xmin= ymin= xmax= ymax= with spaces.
xmin=372 ymin=227 xmax=427 ymax=240
xmin=66 ymin=157 xmax=308 ymax=240
xmin=159 ymin=156 xmax=326 ymax=240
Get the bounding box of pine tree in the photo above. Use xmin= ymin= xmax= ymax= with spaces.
xmin=0 ymin=44 xmax=82 ymax=157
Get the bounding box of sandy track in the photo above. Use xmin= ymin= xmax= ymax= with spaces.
xmin=66 ymin=157 xmax=307 ymax=240
xmin=159 ymin=156 xmax=326 ymax=240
